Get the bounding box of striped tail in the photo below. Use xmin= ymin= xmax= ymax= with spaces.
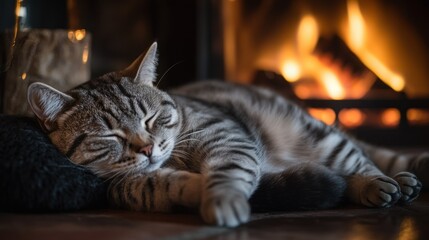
xmin=360 ymin=142 xmax=429 ymax=190
xmin=250 ymin=164 xmax=347 ymax=212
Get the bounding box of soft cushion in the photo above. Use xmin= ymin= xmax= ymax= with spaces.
xmin=0 ymin=115 xmax=107 ymax=212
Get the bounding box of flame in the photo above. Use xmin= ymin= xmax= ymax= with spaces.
xmin=347 ymin=0 xmax=365 ymax=49
xmin=321 ymin=70 xmax=345 ymax=100
xmin=297 ymin=15 xmax=319 ymax=55
xmin=360 ymin=52 xmax=405 ymax=91
xmin=346 ymin=0 xmax=405 ymax=92
xmin=280 ymin=60 xmax=301 ymax=82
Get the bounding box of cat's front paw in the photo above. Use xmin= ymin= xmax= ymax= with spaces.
xmin=394 ymin=172 xmax=422 ymax=204
xmin=361 ymin=176 xmax=401 ymax=208
xmin=200 ymin=191 xmax=250 ymax=228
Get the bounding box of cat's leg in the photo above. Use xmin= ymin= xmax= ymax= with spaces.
xmin=109 ymin=168 xmax=202 ymax=212
xmin=199 ymin=146 xmax=261 ymax=227
xmin=345 ymin=166 xmax=402 ymax=207
xmin=306 ymin=125 xmax=406 ymax=207
xmin=355 ymin=142 xmax=425 ymax=203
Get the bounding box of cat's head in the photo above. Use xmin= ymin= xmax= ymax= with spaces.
xmin=27 ymin=42 xmax=181 ymax=178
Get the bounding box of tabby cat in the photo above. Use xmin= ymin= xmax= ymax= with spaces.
xmin=27 ymin=42 xmax=427 ymax=227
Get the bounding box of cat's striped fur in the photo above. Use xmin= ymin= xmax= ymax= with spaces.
xmin=27 ymin=43 xmax=426 ymax=227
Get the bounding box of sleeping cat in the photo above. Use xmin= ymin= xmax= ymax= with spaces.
xmin=27 ymin=42 xmax=426 ymax=227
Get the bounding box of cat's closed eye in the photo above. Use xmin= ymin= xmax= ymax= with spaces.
xmin=157 ymin=115 xmax=172 ymax=125
xmin=102 ymin=133 xmax=126 ymax=143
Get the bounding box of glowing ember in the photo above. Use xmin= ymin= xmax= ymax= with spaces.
xmin=308 ymin=108 xmax=336 ymax=125
xmin=407 ymin=109 xmax=429 ymax=125
xmin=381 ymin=108 xmax=400 ymax=127
xmin=339 ymin=109 xmax=365 ymax=128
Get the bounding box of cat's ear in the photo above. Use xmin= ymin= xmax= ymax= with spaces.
xmin=122 ymin=42 xmax=158 ymax=86
xmin=27 ymin=82 xmax=74 ymax=131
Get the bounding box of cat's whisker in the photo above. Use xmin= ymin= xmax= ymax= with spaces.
xmin=175 ymin=129 xmax=205 ymax=142
xmin=156 ymin=61 xmax=183 ymax=88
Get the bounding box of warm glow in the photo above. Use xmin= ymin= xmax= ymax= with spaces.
xmin=308 ymin=108 xmax=336 ymax=125
xmin=15 ymin=0 xmax=26 ymax=18
xmin=297 ymin=15 xmax=319 ymax=55
xmin=381 ymin=108 xmax=400 ymax=127
xmin=347 ymin=0 xmax=365 ymax=49
xmin=75 ymin=29 xmax=86 ymax=41
xmin=347 ymin=0 xmax=405 ymax=92
xmin=321 ymin=71 xmax=345 ymax=100
xmin=280 ymin=61 xmax=301 ymax=82
xmin=294 ymin=85 xmax=311 ymax=99
xmin=339 ymin=109 xmax=364 ymax=128
xmin=361 ymin=52 xmax=405 ymax=92
xmin=21 ymin=72 xmax=27 ymax=80
xmin=408 ymin=109 xmax=429 ymax=125
xmin=68 ymin=29 xmax=86 ymax=42
xmin=82 ymin=44 xmax=89 ymax=64
xmin=397 ymin=217 xmax=419 ymax=240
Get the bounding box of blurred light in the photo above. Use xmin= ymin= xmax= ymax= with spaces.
xmin=398 ymin=217 xmax=419 ymax=240
xmin=281 ymin=60 xmax=301 ymax=82
xmin=294 ymin=85 xmax=311 ymax=99
xmin=408 ymin=109 xmax=429 ymax=125
xmin=362 ymin=52 xmax=405 ymax=92
xmin=82 ymin=44 xmax=89 ymax=64
xmin=68 ymin=29 xmax=86 ymax=42
xmin=21 ymin=72 xmax=27 ymax=80
xmin=339 ymin=108 xmax=365 ymax=128
xmin=321 ymin=71 xmax=345 ymax=100
xmin=347 ymin=0 xmax=365 ymax=49
xmin=75 ymin=29 xmax=86 ymax=41
xmin=308 ymin=108 xmax=336 ymax=125
xmin=297 ymin=14 xmax=319 ymax=55
xmin=381 ymin=108 xmax=400 ymax=127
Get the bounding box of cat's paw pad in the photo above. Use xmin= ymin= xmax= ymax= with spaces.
xmin=200 ymin=192 xmax=250 ymax=227
xmin=362 ymin=176 xmax=401 ymax=208
xmin=394 ymin=172 xmax=422 ymax=204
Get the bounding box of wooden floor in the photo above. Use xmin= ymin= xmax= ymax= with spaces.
xmin=1 ymin=193 xmax=429 ymax=240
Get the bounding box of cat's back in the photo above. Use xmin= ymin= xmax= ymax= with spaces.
xmin=170 ymin=81 xmax=311 ymax=159
xmin=171 ymin=80 xmax=286 ymax=110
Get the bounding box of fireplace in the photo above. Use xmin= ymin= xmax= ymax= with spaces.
xmin=210 ymin=0 xmax=429 ymax=147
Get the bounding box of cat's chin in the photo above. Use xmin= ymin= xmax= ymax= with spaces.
xmin=142 ymin=160 xmax=165 ymax=173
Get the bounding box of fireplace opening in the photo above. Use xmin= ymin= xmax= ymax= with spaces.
xmin=216 ymin=0 xmax=429 ymax=147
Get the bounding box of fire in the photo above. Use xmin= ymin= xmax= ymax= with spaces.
xmin=276 ymin=0 xmax=406 ymax=102
xmin=359 ymin=52 xmax=405 ymax=92
xmin=280 ymin=60 xmax=301 ymax=82
xmin=297 ymin=15 xmax=319 ymax=55
xmin=346 ymin=0 xmax=405 ymax=92
xmin=347 ymin=0 xmax=365 ymax=49
xmin=320 ymin=70 xmax=345 ymax=100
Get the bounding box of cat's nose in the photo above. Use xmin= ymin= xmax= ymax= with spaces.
xmin=139 ymin=144 xmax=153 ymax=157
